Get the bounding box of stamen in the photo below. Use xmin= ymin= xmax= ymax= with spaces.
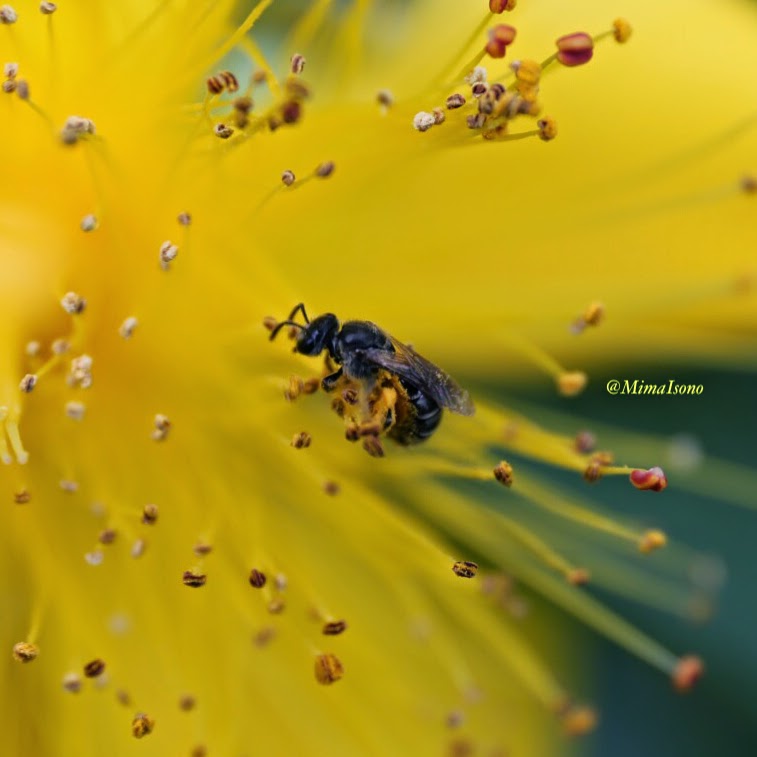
xmin=119 ymin=316 xmax=138 ymax=339
xmin=39 ymin=2 xmax=56 ymax=13
xmin=314 ymin=653 xmax=344 ymax=685
xmin=322 ymin=620 xmax=348 ymax=636
xmin=83 ymin=658 xmax=106 ymax=678
xmin=177 ymin=211 xmax=192 ymax=226
xmin=0 ymin=5 xmax=17 ymax=24
xmin=291 ymin=431 xmax=312 ymax=448
xmin=281 ymin=169 xmax=295 ymax=186
xmin=159 ymin=240 xmax=179 ymax=270
xmin=630 ymin=466 xmax=668 ymax=492
xmin=249 ymin=568 xmax=267 ymax=588
xmin=19 ymin=374 xmax=37 ymax=393
xmin=62 ymin=672 xmax=82 ymax=693
xmin=290 ymin=53 xmax=305 ymax=75
xmin=179 ymin=694 xmax=196 ymax=712
xmin=554 ymin=33 xmax=594 ymax=68
xmin=141 ymin=503 xmax=159 ymax=525
xmin=151 ymin=413 xmax=171 ymax=441
xmin=672 ymin=655 xmax=704 ymax=692
xmin=80 ymin=214 xmax=98 ymax=232
xmin=12 ymin=642 xmax=39 ymax=663
xmin=132 ymin=713 xmax=155 ymax=739
xmin=452 ymin=560 xmax=479 ymax=579
xmin=60 ymin=291 xmax=87 ymax=315
xmin=182 ymin=570 xmax=206 ymax=588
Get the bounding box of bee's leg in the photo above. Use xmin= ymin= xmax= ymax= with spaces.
xmin=321 ymin=367 xmax=343 ymax=392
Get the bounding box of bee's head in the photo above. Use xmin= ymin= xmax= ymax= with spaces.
xmin=295 ymin=313 xmax=339 ymax=357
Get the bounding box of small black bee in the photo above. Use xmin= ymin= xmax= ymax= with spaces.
xmin=269 ymin=303 xmax=474 ymax=444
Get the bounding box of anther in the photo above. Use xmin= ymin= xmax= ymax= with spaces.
xmin=453 ymin=560 xmax=479 ymax=579
xmin=323 ymin=480 xmax=340 ymax=496
xmin=52 ymin=338 xmax=70 ymax=355
xmin=315 ymin=161 xmax=335 ymax=178
xmin=141 ymin=503 xmax=159 ymax=525
xmin=471 ymin=82 xmax=488 ymax=98
xmin=193 ymin=542 xmax=212 ymax=556
xmin=249 ymin=568 xmax=267 ymax=588
xmin=60 ymin=116 xmax=96 ymax=145
xmin=612 ymin=19 xmax=632 ymax=44
xmin=555 ymin=33 xmax=594 ymax=67
xmin=413 ymin=111 xmax=436 ymax=132
xmin=638 ymin=529 xmax=667 ymax=554
xmin=179 ymin=694 xmax=196 ymax=711
xmin=159 ymin=240 xmax=178 ymax=270
xmin=322 ymin=620 xmax=348 ymax=636
xmin=281 ymin=169 xmax=295 ymax=186
xmin=291 ymin=431 xmax=312 ymax=449
xmin=536 ymin=116 xmax=558 ymax=141
xmin=14 ymin=489 xmax=31 ymax=504
xmin=432 ymin=107 xmax=445 ymax=125
xmin=213 ymin=123 xmax=233 ymax=139
xmin=489 ymin=0 xmax=516 ymax=12
xmin=0 ymin=5 xmax=17 ymax=24
xmin=19 ymin=374 xmax=37 ymax=393
xmin=740 ymin=175 xmax=757 ymax=194
xmin=583 ymin=461 xmax=602 ymax=483
xmin=556 ymin=370 xmax=585 ymax=396
xmin=314 ymin=653 xmax=344 ymax=684
xmin=253 ymin=626 xmax=276 ymax=648
xmin=672 ymin=655 xmax=704 ymax=692
xmin=183 ymin=570 xmax=206 ymax=588
xmin=177 ymin=211 xmax=192 ymax=226
xmin=574 ymin=430 xmax=596 ymax=453
xmin=376 ymin=89 xmax=394 ymax=109
xmin=446 ymin=93 xmax=466 ymax=109
xmin=281 ymin=100 xmax=301 ymax=124
xmin=68 ymin=354 xmax=93 ymax=388
xmin=467 ymin=113 xmax=486 ymax=129
xmin=485 ymin=25 xmax=517 ymax=59
xmin=362 ymin=436 xmax=385 ymax=457
xmin=40 ymin=2 xmax=56 ymax=13
xmin=629 ymin=466 xmax=668 ymax=492
xmin=80 ymin=214 xmax=98 ymax=232
xmin=560 ymin=705 xmax=598 ymax=736
xmin=4 ymin=62 xmax=17 ymax=78
xmin=61 ymin=292 xmax=87 ymax=315
xmin=83 ymin=658 xmax=106 ymax=678
xmin=84 ymin=550 xmax=104 ymax=566
xmin=151 ymin=414 xmax=171 ymax=441
xmin=62 ymin=672 xmax=82 ymax=693
xmin=132 ymin=713 xmax=155 ymax=739
xmin=290 ymin=53 xmax=306 ymax=75
xmin=25 ymin=340 xmax=40 ymax=357
xmin=465 ymin=67 xmax=487 ymax=86
xmin=116 ymin=690 xmax=132 ymax=706
xmin=2 ymin=78 xmax=15 ymax=94
xmin=13 ymin=642 xmax=39 ymax=663
xmin=493 ymin=461 xmax=514 ymax=487
xmin=567 ymin=568 xmax=590 ymax=586
xmin=119 ymin=316 xmax=138 ymax=339
xmin=267 ymin=598 xmax=285 ymax=614
xmin=285 ymin=375 xmax=304 ymax=401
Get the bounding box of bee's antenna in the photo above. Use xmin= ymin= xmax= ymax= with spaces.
xmin=269 ymin=320 xmax=305 ymax=341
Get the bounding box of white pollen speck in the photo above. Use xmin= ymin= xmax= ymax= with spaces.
xmin=412 ymin=111 xmax=435 ymax=132
xmin=85 ymin=550 xmax=104 ymax=566
xmin=4 ymin=62 xmax=18 ymax=78
xmin=59 ymin=479 xmax=79 ymax=493
xmin=25 ymin=340 xmax=40 ymax=357
xmin=80 ymin=214 xmax=98 ymax=232
xmin=61 ymin=291 xmax=86 ymax=315
xmin=65 ymin=401 xmax=86 ymax=421
xmin=119 ymin=316 xmax=138 ymax=339
xmin=131 ymin=538 xmax=147 ymax=558
xmin=159 ymin=240 xmax=179 ymax=270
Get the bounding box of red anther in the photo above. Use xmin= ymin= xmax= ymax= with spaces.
xmin=630 ymin=466 xmax=668 ymax=492
xmin=485 ymin=25 xmax=517 ymax=59
xmin=555 ymin=32 xmax=594 ymax=67
xmin=672 ymin=655 xmax=704 ymax=692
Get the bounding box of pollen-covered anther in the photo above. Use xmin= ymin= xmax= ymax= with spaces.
xmin=65 ymin=401 xmax=86 ymax=420
xmin=314 ymin=653 xmax=344 ymax=685
xmin=322 ymin=620 xmax=348 ymax=636
xmin=413 ymin=111 xmax=436 ymax=132
xmin=453 ymin=560 xmax=479 ymax=579
xmin=62 ymin=672 xmax=82 ymax=693
xmin=177 ymin=211 xmax=192 ymax=226
xmin=213 ymin=123 xmax=233 ymax=139
xmin=2 ymin=78 xmax=15 ymax=94
xmin=119 ymin=316 xmax=138 ymax=339
xmin=630 ymin=466 xmax=668 ymax=492
xmin=471 ymin=82 xmax=488 ymax=98
xmin=0 ymin=5 xmax=17 ymax=23
xmin=489 ymin=0 xmax=516 ymax=12
xmin=573 ymin=430 xmax=596 ymax=453
xmin=583 ymin=461 xmax=602 ymax=483
xmin=131 ymin=539 xmax=147 ymax=558
xmin=132 ymin=713 xmax=155 ymax=739
xmin=183 ymin=570 xmax=206 ymax=588
xmin=567 ymin=568 xmax=590 ymax=586
xmin=98 ymin=528 xmax=117 ymax=545
xmin=639 ymin=529 xmax=667 ymax=554
xmin=68 ymin=354 xmax=93 ymax=388
xmin=83 ymin=658 xmax=106 ymax=678
xmin=3 ymin=62 xmax=18 ymax=78
xmin=12 ymin=641 xmax=39 ymax=663
xmin=537 ymin=116 xmax=558 ymax=141
xmin=556 ymin=370 xmax=586 ymax=396
xmin=291 ymin=431 xmax=312 ymax=449
xmin=40 ymin=1 xmax=56 ymax=13
xmin=432 ymin=108 xmax=446 ymax=125
xmin=193 ymin=542 xmax=212 ymax=556
xmin=323 ymin=480 xmax=340 ymax=496
xmin=19 ymin=373 xmax=37 ymax=393
xmin=493 ymin=461 xmax=514 ymax=487
xmin=362 ymin=436 xmax=385 ymax=457
xmin=14 ymin=489 xmax=31 ymax=504
xmin=315 ymin=161 xmax=335 ymax=178
xmin=15 ymin=78 xmax=28 ymax=100
xmin=612 ymin=18 xmax=632 ymax=44
xmin=672 ymin=655 xmax=704 ymax=692
xmin=485 ymin=25 xmax=517 ymax=59
xmin=141 ymin=503 xmax=159 ymax=525
xmin=80 ymin=214 xmax=98 ymax=232
xmin=555 ymin=33 xmax=594 ymax=67
xmin=281 ymin=169 xmax=295 ymax=186
xmin=159 ymin=240 xmax=178 ymax=270
xmin=61 ymin=291 xmax=87 ymax=315
xmin=290 ymin=53 xmax=306 ymax=75
xmin=560 ymin=705 xmax=598 ymax=736
xmin=267 ymin=598 xmax=285 ymax=614
xmin=52 ymin=338 xmax=70 ymax=355
xmin=467 ymin=113 xmax=486 ymax=130
xmin=84 ymin=550 xmax=104 ymax=566
xmin=151 ymin=413 xmax=171 ymax=441
xmin=60 ymin=116 xmax=96 ymax=145
xmin=249 ymin=568 xmax=267 ymax=588
xmin=25 ymin=340 xmax=40 ymax=357
xmin=446 ymin=93 xmax=466 ymax=109
xmin=284 ymin=375 xmax=304 ymax=401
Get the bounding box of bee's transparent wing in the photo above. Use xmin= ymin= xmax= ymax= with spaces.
xmin=364 ymin=339 xmax=475 ymax=416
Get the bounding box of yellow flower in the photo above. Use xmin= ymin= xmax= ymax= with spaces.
xmin=2 ymin=1 xmax=755 ymax=756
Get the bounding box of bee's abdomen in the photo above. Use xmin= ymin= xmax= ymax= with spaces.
xmin=390 ymin=380 xmax=442 ymax=444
